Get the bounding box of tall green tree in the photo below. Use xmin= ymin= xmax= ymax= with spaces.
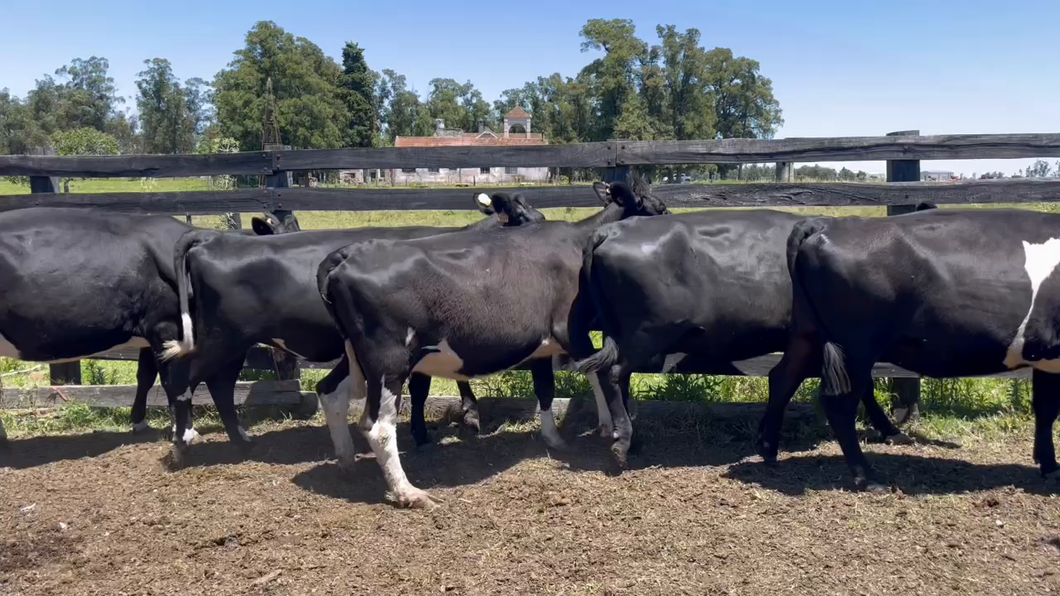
xmin=578 ymin=19 xmax=649 ymax=141
xmin=53 ymin=56 xmax=124 ymax=132
xmin=213 ymin=21 xmax=348 ymax=150
xmin=704 ymin=48 xmax=783 ymax=139
xmin=0 ymin=90 xmax=48 ymax=154
xmin=377 ymin=69 xmax=432 ymax=141
xmin=136 ymin=58 xmax=207 ymax=154
xmin=656 ymin=25 xmax=715 ymax=141
xmin=340 ymin=42 xmax=379 ymax=147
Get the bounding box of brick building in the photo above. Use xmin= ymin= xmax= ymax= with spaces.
xmin=387 ymin=107 xmax=550 ymax=186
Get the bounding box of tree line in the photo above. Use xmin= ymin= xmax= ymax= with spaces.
xmin=0 ymin=19 xmax=782 ymax=162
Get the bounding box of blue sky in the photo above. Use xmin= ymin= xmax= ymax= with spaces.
xmin=4 ymin=0 xmax=1058 ymax=175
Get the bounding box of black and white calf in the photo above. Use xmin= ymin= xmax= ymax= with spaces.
xmin=0 ymin=207 xmax=295 ymax=446
xmin=572 ymin=206 xmax=937 ymax=465
xmin=159 ymin=193 xmax=545 ymax=456
xmin=772 ymin=208 xmax=1060 ymax=490
xmin=315 ymin=179 xmax=669 ymax=508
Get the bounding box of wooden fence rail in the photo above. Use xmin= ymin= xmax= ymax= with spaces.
xmin=0 ymin=130 xmax=1057 ymax=413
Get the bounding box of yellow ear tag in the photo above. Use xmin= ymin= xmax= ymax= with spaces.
xmin=476 ymin=193 xmax=492 ymax=208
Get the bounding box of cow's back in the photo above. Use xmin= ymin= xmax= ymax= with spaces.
xmin=0 ymin=208 xmax=192 ymax=360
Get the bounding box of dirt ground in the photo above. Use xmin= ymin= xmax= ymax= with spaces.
xmin=2 ymin=411 xmax=1059 ymax=596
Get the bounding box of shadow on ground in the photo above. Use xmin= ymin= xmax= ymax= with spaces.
xmin=725 ymin=452 xmax=1058 ymax=497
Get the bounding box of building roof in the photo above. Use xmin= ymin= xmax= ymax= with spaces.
xmin=504 ymin=106 xmax=531 ymax=120
xmin=395 ymin=133 xmax=546 ymax=148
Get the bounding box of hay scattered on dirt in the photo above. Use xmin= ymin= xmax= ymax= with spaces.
xmin=1 ymin=417 xmax=1058 ymax=595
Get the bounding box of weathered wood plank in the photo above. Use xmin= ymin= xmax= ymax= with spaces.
xmin=5 ymin=179 xmax=1060 ymax=215
xmin=0 ymin=381 xmax=308 ymax=409
xmin=0 ymin=152 xmax=275 ymax=178
xmin=274 ymin=143 xmax=616 ymax=170
xmin=85 ymin=346 xmax=1032 ymax=381
xmin=617 ymin=133 xmax=1060 ymax=165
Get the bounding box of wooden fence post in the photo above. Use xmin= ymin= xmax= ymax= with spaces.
xmin=775 ymin=162 xmax=792 ymax=182
xmin=605 ymin=140 xmax=630 ymax=185
xmin=29 ymin=147 xmax=83 ymax=386
xmin=263 ymin=152 xmax=300 ymax=384
xmin=885 ymin=130 xmax=922 ymax=424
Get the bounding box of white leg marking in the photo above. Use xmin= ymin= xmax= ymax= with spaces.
xmin=176 ymin=389 xmax=193 ymax=402
xmin=318 ymin=373 xmax=355 ymax=469
xmin=132 ymin=420 xmax=150 ymax=432
xmin=0 ymin=418 xmax=7 ymax=442
xmin=238 ymin=426 xmax=251 ymax=442
xmin=539 ymin=408 xmax=568 ymax=450
xmin=1006 ymin=238 xmax=1060 ymax=372
xmin=182 ymin=427 xmax=199 ymax=445
xmin=0 ymin=331 xmax=21 ymax=359
xmin=364 ymin=375 xmax=437 ymax=508
xmin=587 ymin=372 xmax=614 ymax=438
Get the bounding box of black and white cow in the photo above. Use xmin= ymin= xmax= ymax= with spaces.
xmin=770 ymin=208 xmax=1060 ymax=490
xmin=159 ymin=193 xmax=545 ymax=457
xmin=0 ymin=207 xmax=296 ymax=446
xmin=314 ymin=179 xmax=669 ymax=508
xmin=571 ymin=206 xmax=938 ymax=466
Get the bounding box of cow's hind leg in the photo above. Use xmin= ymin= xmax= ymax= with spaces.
xmin=316 ymin=354 xmax=359 ymax=471
xmin=359 ymin=363 xmax=439 ymax=509
xmin=758 ymin=334 xmax=817 ymax=462
xmin=456 ymin=381 xmax=481 ymax=433
xmin=860 ymin=385 xmax=912 ymax=445
xmin=205 ymin=356 xmax=252 ymax=450
xmin=408 ymin=372 xmax=432 ymax=448
xmin=1031 ymin=370 xmax=1060 ymax=479
xmin=130 ymin=348 xmax=158 ymax=433
xmin=531 ymin=359 xmax=567 ymax=450
xmin=819 ymin=347 xmax=885 ymax=492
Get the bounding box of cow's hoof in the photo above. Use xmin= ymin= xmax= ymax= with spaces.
xmin=131 ymin=420 xmax=152 ymax=434
xmin=597 ymin=423 xmax=613 ymax=439
xmin=414 ymin=440 xmax=435 ymax=453
xmin=394 ymin=487 xmax=442 ymax=510
xmin=884 ymin=432 xmax=914 ymax=446
xmin=757 ymin=441 xmax=779 ymax=465
xmin=854 ymin=476 xmax=890 ymax=494
xmin=1042 ymin=468 xmax=1060 ymax=481
xmin=462 ymin=410 xmax=481 ymax=434
xmin=166 ymin=445 xmax=186 ymax=471
xmin=610 ymin=442 xmax=630 ymax=469
xmin=863 ymin=428 xmax=884 ymax=442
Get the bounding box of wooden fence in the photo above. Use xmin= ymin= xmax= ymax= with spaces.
xmin=2 ymin=130 xmax=1059 ymax=417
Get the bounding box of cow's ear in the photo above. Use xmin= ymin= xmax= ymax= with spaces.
xmin=251 ymin=217 xmax=276 ymax=236
xmin=606 ymin=181 xmax=642 ymax=210
xmin=474 ymin=192 xmax=497 ymax=215
xmin=487 ymin=193 xmax=516 ymax=224
xmin=593 ymin=181 xmax=612 ymax=205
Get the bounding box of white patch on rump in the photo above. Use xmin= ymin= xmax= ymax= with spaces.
xmin=1005 ymin=237 xmax=1060 ymax=372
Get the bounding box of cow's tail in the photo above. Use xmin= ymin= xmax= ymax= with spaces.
xmin=160 ymin=231 xmax=210 ymax=361
xmin=571 ymin=228 xmax=620 ymax=374
xmin=787 ymin=218 xmax=852 ymax=396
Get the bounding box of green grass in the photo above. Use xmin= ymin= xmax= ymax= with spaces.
xmin=0 ymin=176 xmax=1055 ymax=441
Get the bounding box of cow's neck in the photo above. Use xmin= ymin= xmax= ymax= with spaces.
xmin=575 ymin=203 xmax=626 ymax=231
xmin=463 ymin=213 xmax=503 ymax=231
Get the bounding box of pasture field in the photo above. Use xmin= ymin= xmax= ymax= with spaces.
xmin=1 ymin=177 xmax=1060 ymax=594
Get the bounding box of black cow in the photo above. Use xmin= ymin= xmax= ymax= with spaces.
xmin=570 ymin=208 xmax=937 ymax=466
xmin=314 ymin=179 xmax=669 ymax=508
xmin=770 ymin=208 xmax=1060 ymax=490
xmin=159 ymin=193 xmax=545 ymax=458
xmin=0 ymin=208 xmax=296 ymax=446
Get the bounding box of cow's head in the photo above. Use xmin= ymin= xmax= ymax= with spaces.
xmin=251 ymin=211 xmax=302 ymax=235
xmin=592 ymin=175 xmax=670 ymax=217
xmin=475 ymin=192 xmax=546 ymax=226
